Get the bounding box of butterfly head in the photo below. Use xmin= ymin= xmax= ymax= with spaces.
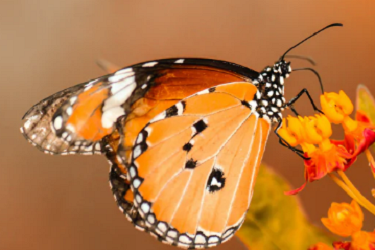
xmin=274 ymin=60 xmax=292 ymax=79
xmin=257 ymin=60 xmax=291 ymax=88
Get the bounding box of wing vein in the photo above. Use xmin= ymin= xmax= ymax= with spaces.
xmin=222 ymin=115 xmax=259 ymax=231
xmin=194 ymin=112 xmax=255 ymax=235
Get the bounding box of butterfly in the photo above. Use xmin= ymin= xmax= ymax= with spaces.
xmin=20 ymin=23 xmax=342 ymax=249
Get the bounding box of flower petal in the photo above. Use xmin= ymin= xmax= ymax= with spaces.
xmin=353 ymin=128 xmax=375 ymax=157
xmin=332 ymin=241 xmax=351 ymax=250
xmin=284 ymin=182 xmax=306 ymax=195
xmin=356 ymin=110 xmax=372 ymax=124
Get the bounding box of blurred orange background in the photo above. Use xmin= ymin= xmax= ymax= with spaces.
xmin=1 ymin=1 xmax=375 ymax=250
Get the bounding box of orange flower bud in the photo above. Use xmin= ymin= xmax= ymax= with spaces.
xmin=321 ymin=91 xmax=354 ymax=124
xmin=321 ymin=200 xmax=364 ymax=237
xmin=351 ymin=230 xmax=375 ymax=250
xmin=308 ymin=242 xmax=333 ymax=250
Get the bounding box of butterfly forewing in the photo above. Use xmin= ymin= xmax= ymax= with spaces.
xmin=20 ymin=81 xmax=93 ymax=155
xmin=126 ymin=82 xmax=270 ymax=248
xmin=21 ymin=58 xmax=258 ymax=157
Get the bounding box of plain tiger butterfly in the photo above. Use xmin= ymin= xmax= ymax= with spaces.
xmin=20 ymin=23 xmax=342 ymax=249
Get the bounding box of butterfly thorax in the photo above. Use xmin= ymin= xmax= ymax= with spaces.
xmin=250 ymin=60 xmax=291 ymax=123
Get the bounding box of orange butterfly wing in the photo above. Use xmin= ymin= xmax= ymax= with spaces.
xmin=102 ymin=59 xmax=258 ymax=227
xmin=126 ymin=82 xmax=270 ymax=248
xmin=21 ymin=59 xmax=255 ymax=156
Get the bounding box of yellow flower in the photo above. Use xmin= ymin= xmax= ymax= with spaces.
xmin=301 ymin=115 xmax=333 ymax=151
xmin=321 ymin=200 xmax=364 ymax=237
xmin=321 ymin=91 xmax=354 ymax=124
xmin=277 ymin=116 xmax=305 ymax=147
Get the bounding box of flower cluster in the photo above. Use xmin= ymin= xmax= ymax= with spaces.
xmin=309 ymin=200 xmax=375 ymax=250
xmin=281 ymin=90 xmax=375 ymax=195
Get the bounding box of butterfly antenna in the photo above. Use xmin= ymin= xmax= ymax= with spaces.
xmin=280 ymin=23 xmax=343 ymax=61
xmin=96 ymin=59 xmax=120 ymax=74
xmin=284 ymin=55 xmax=316 ymax=66
xmin=293 ymin=67 xmax=324 ymax=93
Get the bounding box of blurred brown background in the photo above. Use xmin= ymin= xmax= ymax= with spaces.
xmin=1 ymin=1 xmax=375 ymax=250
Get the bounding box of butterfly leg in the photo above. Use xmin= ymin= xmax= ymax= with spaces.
xmin=274 ymin=116 xmax=309 ymax=160
xmin=275 ymin=88 xmax=322 ymax=159
xmin=285 ymin=88 xmax=323 ymax=116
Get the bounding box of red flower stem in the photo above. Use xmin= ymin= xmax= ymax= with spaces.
xmin=336 ymin=171 xmax=375 ymax=215
xmin=365 ymin=149 xmax=375 ymax=179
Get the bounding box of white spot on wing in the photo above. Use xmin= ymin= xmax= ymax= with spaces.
xmin=129 ymin=166 xmax=136 ymax=178
xmin=53 ymin=116 xmax=63 ymax=130
xmin=136 ymin=133 xmax=143 ymax=144
xmin=101 ymin=107 xmax=125 ymax=129
xmin=141 ymin=203 xmax=150 ymax=213
xmin=175 ymin=102 xmax=184 ymax=115
xmin=167 ymin=230 xmax=178 ymax=238
xmin=195 ymin=235 xmax=206 ymax=244
xmin=102 ymin=77 xmax=136 ymax=112
xmin=179 ymin=235 xmax=191 ymax=244
xmin=133 ymin=178 xmax=141 ymax=188
xmin=66 ymin=107 xmax=73 ymax=116
xmin=210 ymin=177 xmax=221 ymax=187
xmin=85 ymin=145 xmax=93 ymax=152
xmin=133 ymin=145 xmax=142 ymax=159
xmin=115 ymin=68 xmax=133 ymax=75
xmin=23 ymin=119 xmax=32 ymax=130
xmin=136 ymin=194 xmax=142 ymax=204
xmin=109 ymin=75 xmax=135 ymax=95
xmin=174 ymin=59 xmax=184 ymax=63
xmin=84 ymin=80 xmax=97 ymax=91
xmin=158 ymin=223 xmax=167 ymax=233
xmin=198 ymin=89 xmax=210 ymax=95
xmin=142 ymin=61 xmax=158 ymax=67
xmin=69 ymin=96 xmax=77 ymax=105
xmin=62 ymin=132 xmax=68 ymax=139
xmin=109 ymin=74 xmax=127 ymax=82
xmin=208 ymin=236 xmax=219 ymax=243
xmin=150 ymin=111 xmax=166 ymax=123
xmin=147 ymin=214 xmax=155 ymax=224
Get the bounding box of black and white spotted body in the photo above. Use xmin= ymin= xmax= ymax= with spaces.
xmin=250 ymin=60 xmax=292 ymax=124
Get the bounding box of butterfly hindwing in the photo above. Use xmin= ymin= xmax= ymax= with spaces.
xmin=102 ymin=59 xmax=260 ymax=237
xmin=126 ymin=82 xmax=271 ymax=249
xmin=107 ymin=150 xmax=149 ymax=231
